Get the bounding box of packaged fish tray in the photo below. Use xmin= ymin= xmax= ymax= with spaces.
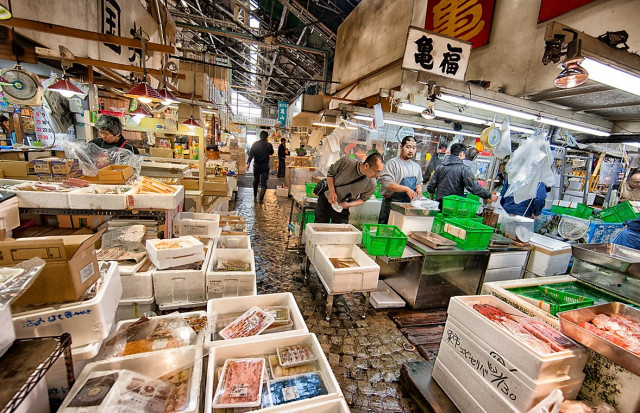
xmin=262 ymin=306 xmax=290 ymax=324
xmin=211 ymin=358 xmax=265 ymax=408
xmin=277 ymin=344 xmax=318 ymax=367
xmin=218 ymin=306 xmax=274 ymax=340
xmin=265 ymin=371 xmax=328 ymax=407
xmin=268 ymin=354 xmax=316 ymax=379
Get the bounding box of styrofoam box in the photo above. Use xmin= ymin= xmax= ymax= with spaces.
xmin=217 ymin=235 xmax=252 ymax=250
xmin=113 ymin=310 xmax=207 ymax=347
xmin=312 ymin=244 xmax=380 ymax=294
xmin=304 ymin=224 xmax=362 ymax=263
xmin=119 ymin=268 xmax=154 ymax=300
xmin=173 ymin=212 xmax=220 ymax=238
xmin=147 ymin=236 xmax=205 ymax=261
xmin=12 ymin=261 xmax=122 ymax=348
xmin=300 ymin=397 xmax=351 ymax=412
xmin=526 ymin=233 xmax=571 ymax=277
xmin=432 ymin=358 xmax=490 ymax=413
xmin=153 ymin=251 xmax=206 ymax=271
xmin=10 ymin=186 xmax=72 ymax=209
xmin=441 ymin=317 xmax=584 ymax=411
xmin=388 ymin=211 xmax=434 ymax=235
xmin=115 ymin=256 xmax=149 ymax=276
xmin=206 ymin=248 xmax=256 ymax=299
xmin=276 ymin=187 xmax=289 ymax=197
xmin=0 ymin=301 xmax=15 ymax=357
xmin=369 ymin=280 xmax=405 ymax=309
xmin=205 ymin=333 xmax=342 ymax=413
xmin=0 ymin=195 xmax=19 ymax=231
xmin=205 ymin=293 xmax=308 ymax=350
xmin=45 ymin=341 xmax=101 ymax=405
xmin=115 ymin=297 xmax=157 ymax=323
xmin=152 ymin=241 xmax=213 ymax=306
xmin=128 ymin=185 xmax=184 ymax=209
xmin=59 ymin=345 xmax=203 ymax=413
xmin=14 ymin=375 xmax=49 ymax=413
xmin=67 ymin=185 xmax=136 ymax=210
xmin=447 ymin=295 xmax=587 ymax=380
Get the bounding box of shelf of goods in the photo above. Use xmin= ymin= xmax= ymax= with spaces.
xmin=434 ymin=295 xmax=587 ymax=412
xmin=205 ymin=292 xmax=308 ymax=351
xmin=206 ymin=248 xmax=257 ymax=300
xmin=205 ymin=333 xmax=343 ymax=412
xmin=482 ymin=276 xmax=640 ymax=412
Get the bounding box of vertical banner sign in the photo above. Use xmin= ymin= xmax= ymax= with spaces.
xmin=277 ymin=101 xmax=288 ymax=127
xmin=402 ymin=27 xmax=472 ymax=81
xmin=425 ymin=0 xmax=495 ymax=49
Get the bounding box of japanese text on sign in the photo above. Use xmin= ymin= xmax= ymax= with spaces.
xmin=277 ymin=101 xmax=288 ymax=127
xmin=402 ymin=27 xmax=471 ymax=80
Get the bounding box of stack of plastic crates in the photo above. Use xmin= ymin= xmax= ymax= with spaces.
xmin=439 ymin=217 xmax=494 ymax=250
xmin=508 ymin=285 xmax=595 ymax=316
xmin=599 ymin=201 xmax=638 ymax=223
xmin=441 ymin=195 xmax=481 ymax=218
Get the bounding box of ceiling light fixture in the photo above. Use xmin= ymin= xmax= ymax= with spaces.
xmin=48 ymin=77 xmax=84 ymax=98
xmin=555 ymin=30 xmax=589 ymax=88
xmin=157 ymin=88 xmax=179 ymax=105
xmin=128 ymin=106 xmax=150 ymax=118
xmin=384 ymin=119 xmax=426 ymax=129
xmin=312 ymin=122 xmax=339 ymax=128
xmin=426 ymin=126 xmax=480 ymax=138
xmin=124 ymin=82 xmax=163 ymax=104
xmin=0 ymin=6 xmax=11 ymax=20
xmin=353 ymin=115 xmax=373 ymax=121
xmin=183 ymin=116 xmax=200 ymax=128
xmin=580 ymin=57 xmax=640 ymax=97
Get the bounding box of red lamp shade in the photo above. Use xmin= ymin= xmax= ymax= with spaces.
xmin=129 ymin=107 xmax=150 ymax=117
xmin=157 ymin=88 xmax=179 ymax=105
xmin=48 ymin=78 xmax=84 ymax=98
xmin=182 ymin=116 xmax=200 ymax=128
xmin=555 ymin=59 xmax=589 ymax=89
xmin=124 ymin=82 xmax=163 ymax=103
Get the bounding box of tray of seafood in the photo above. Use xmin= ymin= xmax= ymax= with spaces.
xmin=211 ymin=358 xmax=265 ymax=408
xmin=448 ymin=295 xmax=587 ymax=380
xmin=218 ymin=306 xmax=274 ymax=340
xmin=558 ymin=302 xmax=640 ymax=376
xmin=277 ymin=344 xmax=317 ymax=367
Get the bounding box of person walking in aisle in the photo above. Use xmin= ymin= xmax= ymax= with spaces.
xmin=315 ymin=153 xmax=384 ymax=224
xmin=377 ymin=136 xmax=423 ymax=224
xmin=426 ymin=143 xmax=497 ymax=207
xmin=277 ymin=137 xmax=289 ymax=178
xmin=247 ymin=130 xmax=274 ymax=202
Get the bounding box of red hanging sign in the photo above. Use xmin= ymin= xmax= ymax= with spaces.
xmin=538 ymin=0 xmax=597 ymax=23
xmin=425 ymin=0 xmax=496 ymax=50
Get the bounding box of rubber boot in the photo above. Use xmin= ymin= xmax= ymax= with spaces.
xmin=259 ymin=186 xmax=266 ymax=202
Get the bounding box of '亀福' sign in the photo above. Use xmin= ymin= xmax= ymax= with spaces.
xmin=402 ymin=26 xmax=472 ymax=81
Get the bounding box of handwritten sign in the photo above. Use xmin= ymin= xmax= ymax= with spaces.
xmin=32 ymin=106 xmax=76 ymax=148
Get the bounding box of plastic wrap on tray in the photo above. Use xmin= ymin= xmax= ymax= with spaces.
xmin=268 ymin=355 xmax=315 ymax=379
xmin=276 ymin=344 xmax=317 ymax=367
xmin=218 ymin=306 xmax=274 ymax=340
xmin=212 ymin=259 xmax=251 ymax=272
xmin=262 ymin=306 xmax=290 ymax=324
xmin=102 ymin=313 xmax=197 ymax=358
xmin=0 ymin=257 xmax=46 ymax=309
xmin=266 ymin=372 xmax=328 ymax=406
xmin=212 ymin=358 xmax=265 ymax=408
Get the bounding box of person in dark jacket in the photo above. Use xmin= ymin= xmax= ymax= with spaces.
xmin=500 ymin=176 xmax=547 ymax=218
xmin=426 ymin=143 xmax=497 ymax=206
xmin=613 ymin=217 xmax=640 ymax=249
xmin=92 ymin=115 xmax=139 ymax=154
xmin=277 ymin=137 xmax=289 ymax=178
xmin=247 ymin=130 xmax=274 ymax=202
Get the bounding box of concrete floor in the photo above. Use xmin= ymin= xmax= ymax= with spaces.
xmin=232 ymin=182 xmax=422 ymax=412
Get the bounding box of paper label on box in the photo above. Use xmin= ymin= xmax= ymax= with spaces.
xmin=282 ymin=386 xmax=299 ymax=401
xmin=230 ymin=384 xmax=249 ymax=397
xmin=80 ymin=262 xmax=96 ymax=283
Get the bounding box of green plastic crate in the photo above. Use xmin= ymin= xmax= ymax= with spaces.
xmin=297 ymin=210 xmax=315 ymax=230
xmin=509 ymin=285 xmax=595 ymax=316
xmin=550 ymin=205 xmax=574 ymax=215
xmin=599 ymin=201 xmax=637 ymax=223
xmin=361 ymin=223 xmax=408 ymax=257
xmin=441 ymin=217 xmax=493 ymax=250
xmin=431 ymin=215 xmax=445 ymax=237
xmin=574 ymin=203 xmax=594 ymax=219
xmin=305 ymin=182 xmax=318 ymax=197
xmin=466 ymin=193 xmax=480 ymax=201
xmin=441 ymin=195 xmax=481 ymax=218
xmin=373 ymin=181 xmax=382 ymax=199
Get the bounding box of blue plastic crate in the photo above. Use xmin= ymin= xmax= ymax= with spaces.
xmin=587 ymin=221 xmax=624 ymax=243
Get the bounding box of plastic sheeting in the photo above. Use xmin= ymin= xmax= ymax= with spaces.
xmin=60 ymin=141 xmax=142 ymax=177
xmin=504 ymin=132 xmax=555 ymax=204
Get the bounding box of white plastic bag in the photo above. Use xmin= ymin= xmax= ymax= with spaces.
xmin=527 ymin=389 xmax=563 ymax=413
xmin=494 ymin=116 xmax=512 ymax=159
xmin=505 ymin=132 xmax=555 ymax=204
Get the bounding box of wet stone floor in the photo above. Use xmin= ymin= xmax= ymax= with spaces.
xmin=232 ymin=183 xmax=422 ymax=412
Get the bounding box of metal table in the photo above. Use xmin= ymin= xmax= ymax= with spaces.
xmin=286 ymin=191 xmax=317 ymax=252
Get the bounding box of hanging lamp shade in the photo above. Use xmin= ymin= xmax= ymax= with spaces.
xmin=183 ymin=116 xmax=200 ymax=128
xmin=555 ymin=58 xmax=589 ymax=88
xmin=157 ymin=88 xmax=179 ymax=105
xmin=48 ymin=78 xmax=84 ymax=98
xmin=124 ymin=82 xmax=163 ymax=103
xmin=129 ymin=106 xmax=150 ymax=117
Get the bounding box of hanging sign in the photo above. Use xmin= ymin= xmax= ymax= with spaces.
xmin=425 ymin=0 xmax=495 ymax=49
xmin=277 ymin=101 xmax=288 ymax=127
xmin=402 ymin=26 xmax=472 ymax=81
xmin=231 ymin=115 xmax=277 ymax=127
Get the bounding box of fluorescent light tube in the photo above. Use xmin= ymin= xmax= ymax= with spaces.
xmin=398 ymin=102 xmax=426 ymax=113
xmin=426 ymin=126 xmax=480 ymax=138
xmin=582 ymin=57 xmax=640 ymax=97
xmin=353 ymin=115 xmax=373 ymax=121
xmin=538 ymin=116 xmax=610 ymax=136
xmin=384 ymin=119 xmax=426 ymax=129
xmin=312 ymin=122 xmax=339 ymax=128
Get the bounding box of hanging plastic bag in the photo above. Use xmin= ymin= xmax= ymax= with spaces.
xmin=505 ymin=132 xmax=555 ymax=204
xmin=527 ymin=389 xmax=563 ymax=413
xmin=493 ymin=116 xmax=512 ymax=159
xmin=60 ymin=141 xmax=142 ymax=178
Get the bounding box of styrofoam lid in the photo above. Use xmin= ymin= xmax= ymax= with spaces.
xmin=529 ymin=233 xmax=571 ymax=252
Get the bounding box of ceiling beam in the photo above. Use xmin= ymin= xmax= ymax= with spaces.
xmin=529 ymin=84 xmax=614 ymax=102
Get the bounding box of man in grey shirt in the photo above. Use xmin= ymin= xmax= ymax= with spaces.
xmin=315 ymin=153 xmax=384 ymax=224
xmin=378 ymin=136 xmax=424 ymax=224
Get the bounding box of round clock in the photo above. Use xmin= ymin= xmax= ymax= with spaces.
xmin=481 ymin=125 xmax=502 ymax=148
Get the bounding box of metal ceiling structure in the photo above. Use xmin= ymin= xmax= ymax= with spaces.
xmin=167 ymin=0 xmax=362 ymax=109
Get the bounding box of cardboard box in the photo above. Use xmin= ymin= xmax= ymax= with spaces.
xmin=203 ymin=181 xmax=228 ymax=195
xmin=58 ymin=214 xmax=106 ymax=229
xmin=181 ymin=177 xmax=200 ymax=191
xmin=32 ymin=157 xmax=57 ymax=173
xmin=0 ymin=151 xmax=23 ymax=161
xmin=50 ymin=158 xmax=79 ymax=174
xmin=98 ymin=165 xmax=134 ymax=184
xmin=5 ymin=231 xmax=103 ymax=307
xmin=36 ymin=173 xmax=54 ymax=182
xmin=150 ymin=148 xmax=174 ymax=158
xmin=0 ymin=160 xmax=29 ymax=178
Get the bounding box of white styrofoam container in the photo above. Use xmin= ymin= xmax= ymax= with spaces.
xmin=206 ymin=248 xmax=256 ymax=299
xmin=0 ymin=195 xmax=19 ymax=231
xmin=205 ymin=293 xmax=308 ymax=350
xmin=501 ymin=215 xmax=535 ymax=241
xmin=312 ymin=244 xmax=379 ymax=294
xmin=205 ymin=333 xmax=342 ymax=413
xmin=12 ymin=261 xmax=122 ymax=348
xmin=152 ymin=241 xmax=213 ymax=306
xmin=128 ymin=185 xmax=184 ymax=209
xmin=432 ymin=359 xmax=488 ymax=413
xmin=153 ymin=252 xmax=206 ymax=270
xmin=388 ymin=211 xmax=434 ymax=234
xmin=120 ymin=269 xmax=154 ymax=300
xmin=300 ymin=397 xmax=350 ymax=412
xmin=10 ymin=186 xmax=72 ymax=209
xmin=113 ymin=310 xmax=207 ymax=350
xmin=275 ymin=187 xmax=289 ymax=197
xmin=14 ymin=376 xmax=49 ymax=413
xmin=526 ymin=234 xmax=571 ymax=277
xmin=45 ymin=341 xmax=101 ymax=405
xmin=487 ymin=251 xmax=529 ymax=270
xmin=173 ymin=212 xmax=220 ymax=237
xmin=114 ymin=296 xmax=157 ymax=323
xmin=115 ymin=256 xmax=149 ymax=276
xmin=59 ymin=345 xmax=203 ymax=413
xmin=217 ymin=235 xmax=252 ymax=250
xmin=447 ymin=295 xmax=588 ymax=380
xmin=0 ymin=302 xmax=15 ymax=357
xmin=483 ymin=266 xmax=524 ymax=283
xmin=441 ymin=317 xmax=584 ymax=411
xmin=304 ymin=224 xmax=362 ymax=263
xmin=147 ymin=236 xmax=205 ymax=261
xmin=369 ymin=280 xmax=405 ymax=309
xmin=67 ymin=185 xmax=136 ymax=210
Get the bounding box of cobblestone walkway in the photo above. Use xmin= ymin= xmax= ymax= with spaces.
xmin=232 ymin=186 xmax=422 ymax=412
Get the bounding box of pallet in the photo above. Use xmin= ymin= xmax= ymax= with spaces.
xmin=400 ymin=360 xmax=460 ymax=413
xmin=391 ymin=309 xmax=448 ymax=328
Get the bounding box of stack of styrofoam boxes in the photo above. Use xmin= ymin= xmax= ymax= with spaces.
xmin=433 ymin=295 xmax=588 ymax=412
xmin=206 ymin=244 xmax=256 ymax=299
xmin=305 ymin=224 xmax=379 ymax=294
xmin=11 ymin=262 xmax=123 ymax=405
xmin=148 ymin=236 xmax=214 ymax=311
xmin=173 ymin=212 xmax=220 ymax=239
xmin=526 ymin=233 xmax=572 ymax=277
xmin=115 ymin=260 xmax=157 ymax=322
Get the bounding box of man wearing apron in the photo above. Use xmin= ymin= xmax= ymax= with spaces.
xmin=378 ymin=136 xmax=423 ymax=224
